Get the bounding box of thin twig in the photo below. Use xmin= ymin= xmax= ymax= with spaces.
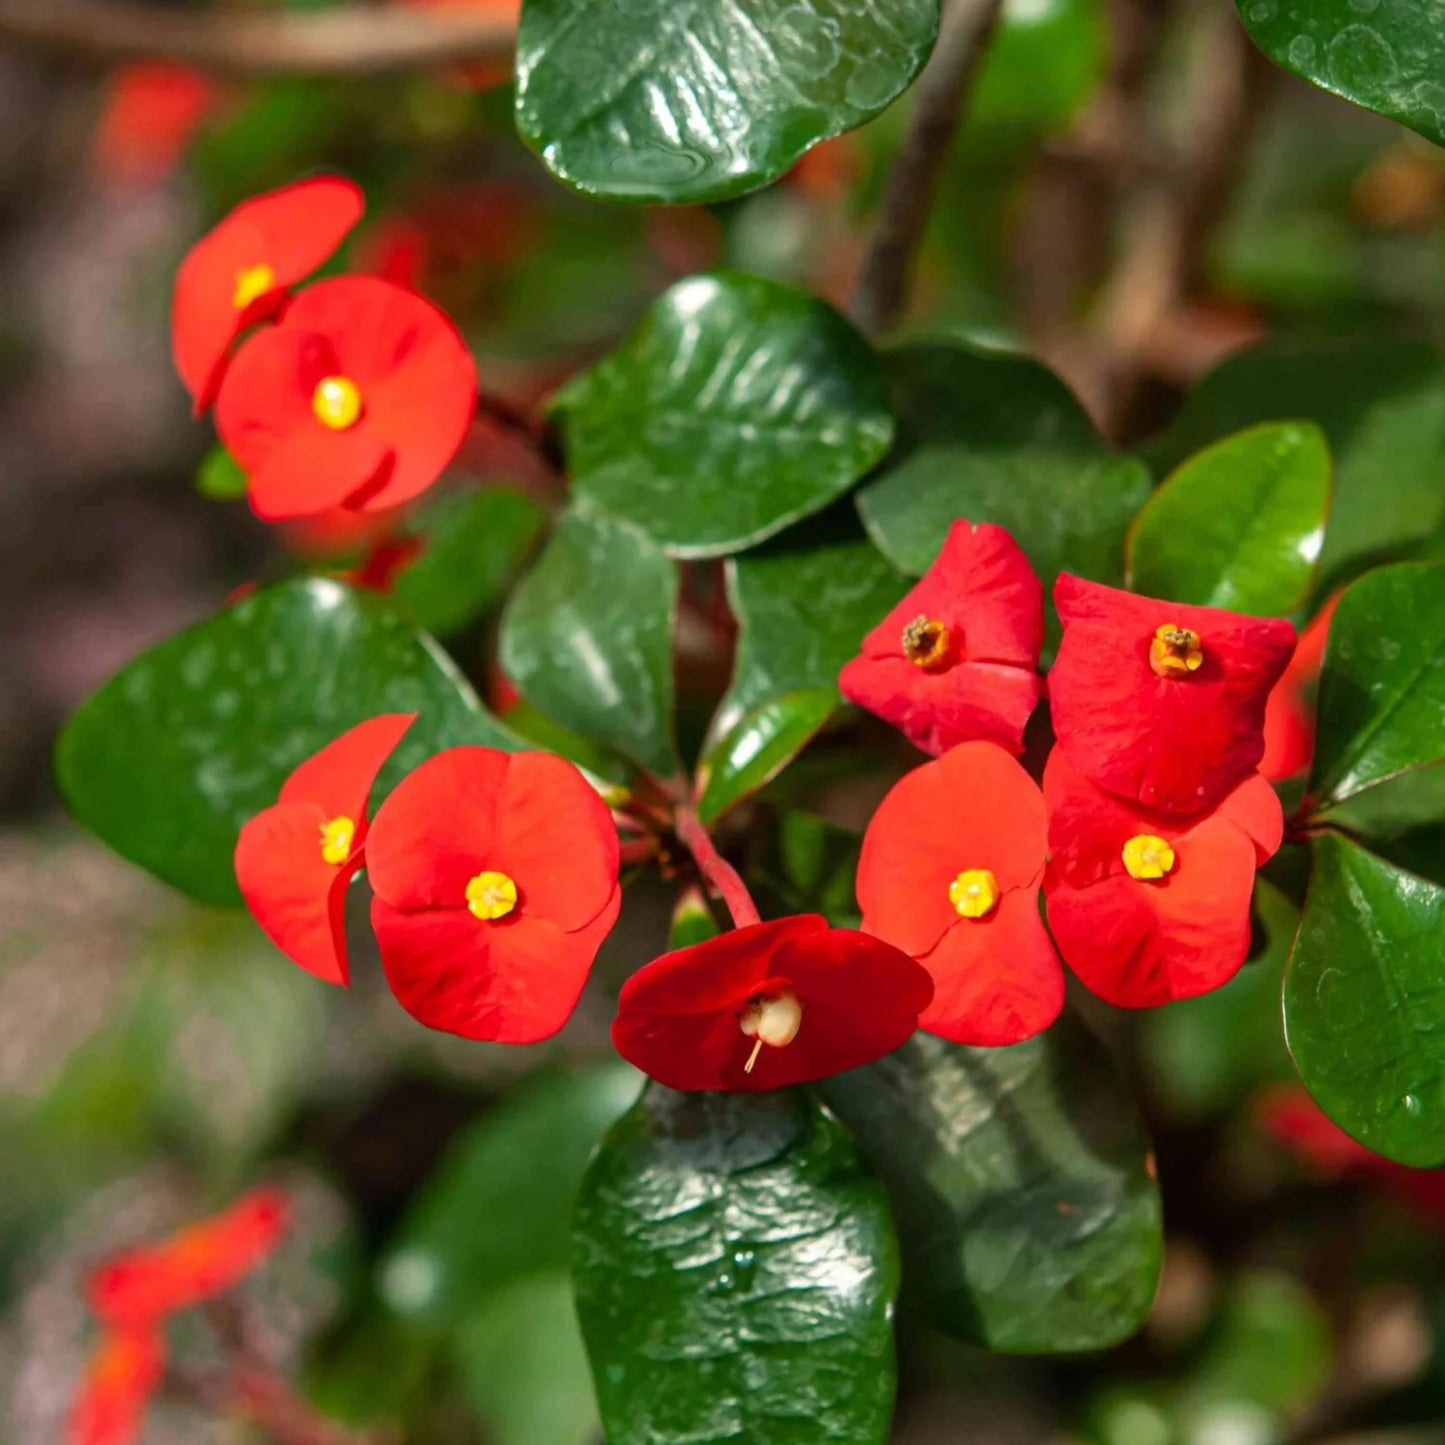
xmin=675 ymin=807 xmax=761 ymax=930
xmin=850 ymin=0 xmax=1007 ymax=337
xmin=0 ymin=0 xmax=513 ymax=77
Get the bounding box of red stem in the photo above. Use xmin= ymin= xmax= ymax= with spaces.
xmin=619 ymin=836 xmax=660 ymax=866
xmin=675 ymin=807 xmax=761 ymax=929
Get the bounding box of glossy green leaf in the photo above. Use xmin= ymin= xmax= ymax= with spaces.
xmin=856 ymin=342 xmax=1150 ymax=598
xmin=515 ymin=0 xmax=940 ymax=204
xmin=196 ymin=443 xmax=248 ymax=501
xmin=1284 ymin=832 xmax=1445 ymax=1167
xmin=574 ymin=1085 xmax=899 ymax=1445
xmin=1310 ymin=562 xmax=1445 ymax=812
xmin=500 ymin=504 xmax=680 ymax=779
xmin=559 ymin=273 xmax=895 ymax=558
xmin=55 ymin=579 xmax=519 ymax=907
xmin=748 ymin=810 xmax=864 ymax=929
xmin=696 ymin=689 xmax=836 ymax=826
xmin=1236 ymin=0 xmax=1445 ymax=146
xmin=1127 ymin=422 xmax=1331 ymax=615
xmin=819 ymin=1016 xmax=1162 ymax=1352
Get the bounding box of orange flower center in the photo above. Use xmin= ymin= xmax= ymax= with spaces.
xmin=312 ymin=375 xmax=363 ymax=430
xmin=1122 ymin=833 xmax=1176 ymax=880
xmin=949 ymin=868 xmax=1000 ymax=919
xmin=318 ymin=815 xmax=355 ymax=866
xmin=902 ymin=615 xmax=951 ymax=669
xmin=739 ymin=989 xmax=802 ymax=1074
xmin=232 ymin=262 xmax=276 ymax=310
xmin=1149 ymin=623 xmax=1203 ymax=677
xmin=466 ymin=870 xmax=518 ymax=921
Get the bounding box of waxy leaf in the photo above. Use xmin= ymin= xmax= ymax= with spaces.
xmin=1310 ymin=562 xmax=1445 ymax=812
xmin=56 ymin=579 xmax=519 ymax=908
xmin=573 ymin=1084 xmax=899 ymax=1445
xmin=1236 ymin=0 xmax=1445 ymax=147
xmin=1284 ymin=832 xmax=1445 ymax=1167
xmin=500 ymin=504 xmax=680 ymax=780
xmin=1127 ymin=422 xmax=1331 ymax=616
xmin=515 ymin=0 xmax=940 ymax=204
xmin=820 ymin=1017 xmax=1162 ymax=1353
xmin=559 ymin=273 xmax=895 ymax=558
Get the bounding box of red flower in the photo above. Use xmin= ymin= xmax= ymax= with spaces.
xmin=87 ymin=1187 xmax=290 ymax=1329
xmin=235 ymin=713 xmax=416 ymax=985
xmin=1260 ymin=595 xmax=1339 ymax=782
xmin=857 ymin=742 xmax=1062 ymax=1046
xmin=365 ymin=747 xmax=621 ymax=1043
xmin=840 ymin=520 xmax=1043 ymax=756
xmin=68 ymin=1330 xmax=165 ymax=1445
xmin=92 ymin=63 xmax=216 ymax=192
xmin=1049 ymin=575 xmax=1296 ymax=813
xmin=172 ymin=175 xmax=363 ymax=411
xmin=612 ymin=914 xmax=933 ymax=1091
xmin=1042 ymin=748 xmax=1282 ymax=1007
xmin=215 ymin=275 xmax=477 ymax=521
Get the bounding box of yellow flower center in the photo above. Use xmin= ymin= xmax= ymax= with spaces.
xmin=466 ymin=870 xmax=518 ymax=921
xmin=1122 ymin=834 xmax=1176 ymax=880
xmin=949 ymin=868 xmax=1000 ymax=919
xmin=312 ymin=375 xmax=363 ymax=430
xmin=739 ymin=990 xmax=802 ymax=1074
xmin=1149 ymin=623 xmax=1203 ymax=678
xmin=901 ymin=615 xmax=951 ymax=670
xmin=318 ymin=815 xmax=356 ymax=866
xmin=232 ymin=262 xmax=276 ymax=311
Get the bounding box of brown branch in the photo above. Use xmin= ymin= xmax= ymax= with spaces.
xmin=0 ymin=0 xmax=513 ymax=77
xmin=850 ymin=0 xmax=1007 ymax=337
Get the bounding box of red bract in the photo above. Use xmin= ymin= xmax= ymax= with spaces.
xmin=1260 ymin=595 xmax=1339 ymax=782
xmin=68 ymin=1330 xmax=165 ymax=1445
xmin=87 ymin=1187 xmax=290 ymax=1329
xmin=612 ymin=914 xmax=933 ymax=1092
xmin=840 ymin=520 xmax=1042 ymax=757
xmin=235 ymin=713 xmax=416 ymax=985
xmin=92 ymin=63 xmax=216 ymax=192
xmin=172 ymin=175 xmax=363 ymax=411
xmin=857 ymin=742 xmax=1062 ymax=1046
xmin=215 ymin=275 xmax=477 ymax=521
xmin=1042 ymin=748 xmax=1283 ymax=1007
xmin=1049 ymin=575 xmax=1296 ymax=812
xmin=365 ymin=747 xmax=621 ymax=1044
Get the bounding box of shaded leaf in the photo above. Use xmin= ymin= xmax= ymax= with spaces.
xmin=196 ymin=443 xmax=248 ymax=501
xmin=696 ymin=689 xmax=836 ymax=826
xmin=748 ymin=811 xmax=863 ymax=928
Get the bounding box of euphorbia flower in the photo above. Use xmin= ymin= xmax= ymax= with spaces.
xmin=172 ymin=174 xmax=363 ymax=410
xmin=1049 ymin=575 xmax=1296 ymax=812
xmin=87 ymin=1187 xmax=290 ymax=1328
xmin=840 ymin=520 xmax=1042 ymax=756
xmin=68 ymin=1330 xmax=165 ymax=1445
xmin=215 ymin=275 xmax=477 ymax=521
xmin=235 ymin=713 xmax=416 ymax=985
xmin=857 ymin=742 xmax=1062 ymax=1045
xmin=1260 ymin=595 xmax=1339 ymax=782
xmin=611 ymin=914 xmax=933 ymax=1091
xmin=365 ymin=746 xmax=621 ymax=1043
xmin=1042 ymin=749 xmax=1283 ymax=1007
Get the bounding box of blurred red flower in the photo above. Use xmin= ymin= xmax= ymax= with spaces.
xmin=857 ymin=742 xmax=1062 ymax=1046
xmin=68 ymin=1330 xmax=165 ymax=1445
xmin=840 ymin=519 xmax=1043 ymax=756
xmin=1259 ymin=595 xmax=1339 ymax=783
xmin=1049 ymin=575 xmax=1296 ymax=813
xmin=235 ymin=713 xmax=416 ymax=984
xmin=172 ymin=175 xmax=363 ymax=411
xmin=612 ymin=914 xmax=933 ymax=1091
xmin=366 ymin=747 xmax=621 ymax=1043
xmin=91 ymin=63 xmax=216 ymax=192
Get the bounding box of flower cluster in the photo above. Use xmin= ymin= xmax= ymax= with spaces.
xmin=174 ymin=176 xmax=477 ymax=520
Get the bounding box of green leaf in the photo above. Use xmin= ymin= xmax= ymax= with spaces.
xmin=55 ymin=579 xmax=519 ymax=907
xmin=559 ymin=273 xmax=895 ymax=558
xmin=668 ymin=884 xmax=721 ymax=949
xmin=1235 ymin=0 xmax=1445 ymax=147
xmin=819 ymin=1016 xmax=1162 ymax=1353
xmin=500 ymin=504 xmax=680 ymax=779
xmin=1126 ymin=422 xmax=1331 ymax=615
xmin=573 ymin=1084 xmax=899 ymax=1445
xmin=378 ymin=1063 xmax=642 ymax=1329
xmin=856 ymin=342 xmax=1150 ymax=601
xmin=514 ymin=0 xmax=941 ymax=204
xmin=748 ymin=810 xmax=863 ymax=928
xmin=1310 ymin=562 xmax=1445 ymax=812
xmin=1284 ymin=832 xmax=1445 ymax=1167
xmin=196 ymin=444 xmax=248 ymax=501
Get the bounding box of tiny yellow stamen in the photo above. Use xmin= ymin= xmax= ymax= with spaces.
xmin=319 ymin=815 xmax=356 ymax=866
xmin=1149 ymin=623 xmax=1203 ymax=678
xmin=739 ymin=990 xmax=802 ymax=1074
xmin=312 ymin=375 xmax=363 ymax=430
xmin=466 ymin=870 xmax=518 ymax=921
xmin=232 ymin=262 xmax=276 ymax=311
xmin=948 ymin=868 xmax=1000 ymax=919
xmin=1122 ymin=834 xmax=1176 ymax=881
xmin=901 ymin=615 xmax=952 ymax=670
